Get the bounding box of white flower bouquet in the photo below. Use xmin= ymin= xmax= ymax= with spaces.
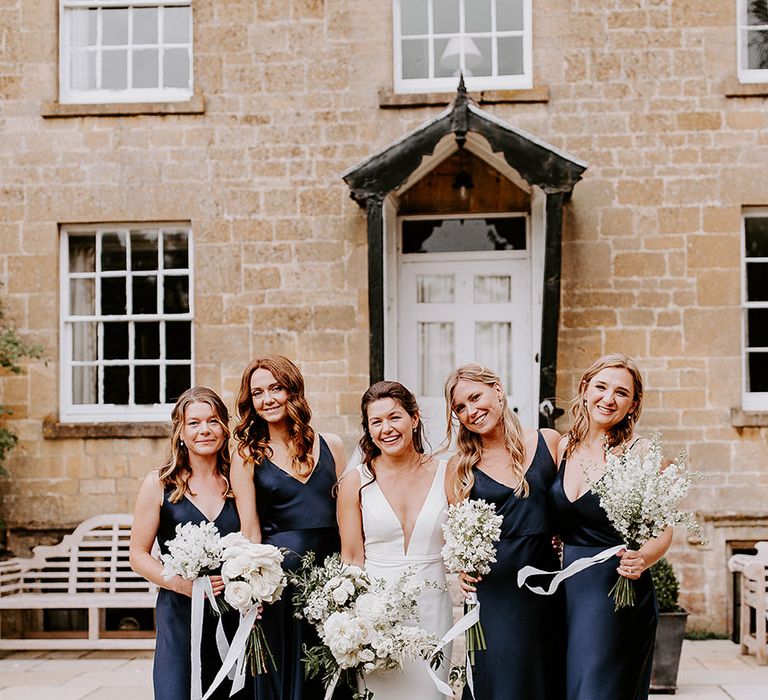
xmin=219 ymin=532 xmax=287 ymax=675
xmin=441 ymin=498 xmax=502 ymax=665
xmin=160 ymin=520 xmax=223 ymax=581
xmin=588 ymin=433 xmax=702 ymax=610
xmin=292 ymin=553 xmax=442 ymax=700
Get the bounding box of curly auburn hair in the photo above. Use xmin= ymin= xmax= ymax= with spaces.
xmin=444 ymin=363 xmax=528 ymax=502
xmin=565 ymin=353 xmax=644 ymax=458
xmin=233 ymin=355 xmax=315 ymax=478
xmin=158 ymin=386 xmax=232 ymax=503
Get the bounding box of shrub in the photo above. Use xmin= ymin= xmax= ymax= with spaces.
xmin=650 ymin=556 xmax=681 ymax=612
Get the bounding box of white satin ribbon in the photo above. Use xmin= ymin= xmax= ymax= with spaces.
xmin=517 ymin=544 xmax=625 ymax=595
xmin=202 ymin=606 xmax=260 ymax=700
xmin=324 ymin=667 xmax=342 ymax=700
xmin=191 ymin=577 xmax=232 ymax=700
xmin=427 ymin=591 xmax=480 ymax=698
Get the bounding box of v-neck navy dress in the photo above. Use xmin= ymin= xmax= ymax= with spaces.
xmin=252 ymin=435 xmax=344 ymax=700
xmin=549 ymin=458 xmax=658 ymax=700
xmin=154 ymin=488 xmax=246 ymax=700
xmin=461 ymin=432 xmax=565 ymax=700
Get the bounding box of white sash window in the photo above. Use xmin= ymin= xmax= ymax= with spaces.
xmin=742 ymin=211 xmax=768 ymax=409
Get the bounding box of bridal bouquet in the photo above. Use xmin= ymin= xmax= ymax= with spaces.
xmin=292 ymin=553 xmax=441 ymax=700
xmin=218 ymin=532 xmax=287 ymax=675
xmin=160 ymin=520 xmax=224 ymax=581
xmin=588 ymin=433 xmax=701 ymax=610
xmin=441 ymin=498 xmax=502 ymax=664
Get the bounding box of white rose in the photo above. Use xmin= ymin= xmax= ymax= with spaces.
xmin=248 ymin=544 xmax=284 ymax=568
xmin=224 ymin=580 xmax=254 ymax=611
xmin=222 ymin=554 xmax=252 ymax=581
xmin=219 ymin=532 xmax=251 ymax=549
xmin=358 ymin=648 xmax=375 ymax=663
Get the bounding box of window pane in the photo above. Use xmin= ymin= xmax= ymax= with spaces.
xmin=402 ymin=39 xmax=429 ymax=79
xmin=163 ymin=231 xmax=189 ymax=268
xmin=163 ymin=48 xmax=190 ymax=88
xmin=135 ymin=322 xmax=160 ymax=359
xmin=401 ymin=0 xmax=428 ymax=35
xmin=131 ymin=230 xmax=158 ymax=271
xmin=101 ymin=277 xmax=127 ymax=315
xmin=418 ymin=322 xmax=454 ymax=396
xmin=102 ymin=232 xmax=127 ymax=271
xmin=70 ymin=51 xmax=97 ymax=90
xmin=70 ymin=9 xmax=98 ymax=46
xmin=469 ymin=36 xmax=492 ymax=76
xmin=133 ymin=275 xmax=158 ymax=314
xmin=163 ymin=276 xmax=189 ymax=314
xmin=72 ymin=322 xmax=97 ymax=361
xmin=102 ymin=8 xmax=129 ymax=45
xmin=133 ymin=7 xmax=158 ymax=44
xmin=748 ymin=30 xmax=768 ymax=69
xmin=166 ymin=321 xmax=191 ymax=359
xmin=748 ymin=2 xmax=768 ymax=26
xmin=70 ymin=279 xmax=95 ymax=315
xmin=135 ymin=365 xmax=160 ymax=404
xmin=475 ymin=322 xmax=512 ymax=391
xmin=747 ymin=262 xmax=768 ymax=301
xmin=163 ymin=6 xmax=191 ymax=43
xmin=103 ymin=322 xmax=129 ymax=359
xmin=417 ymin=275 xmax=455 ymax=303
xmin=497 ymin=0 xmax=524 ymax=31
xmin=748 ymin=309 xmax=768 ymax=347
xmin=69 ymin=236 xmax=95 ymax=273
xmin=72 ymin=366 xmax=97 ymax=404
xmin=166 ymin=364 xmax=191 ymax=403
xmin=745 ymin=217 xmax=768 ymax=257
xmin=403 ymin=218 xmax=526 ymax=253
xmin=133 ymin=49 xmax=159 ymax=88
xmin=465 ymin=0 xmax=492 ymax=33
xmin=498 ymin=36 xmax=524 ymax=76
xmin=104 ymin=365 xmax=129 ymax=404
xmin=475 ymin=275 xmax=511 ymax=303
xmin=435 ymin=38 xmax=459 ymax=77
xmin=434 ymin=0 xmax=460 ymax=34
xmin=748 ymin=352 xmax=768 ymax=392
xmin=102 ymin=50 xmax=128 ymax=89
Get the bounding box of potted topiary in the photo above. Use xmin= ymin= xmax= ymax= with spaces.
xmin=650 ymin=557 xmax=689 ymax=694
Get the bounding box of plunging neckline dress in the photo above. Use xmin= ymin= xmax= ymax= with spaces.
xmin=354 ymin=460 xmax=453 ymax=700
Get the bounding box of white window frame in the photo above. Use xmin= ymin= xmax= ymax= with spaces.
xmin=59 ymin=0 xmax=193 ymax=104
xmin=59 ymin=223 xmax=195 ymax=423
xmin=738 ymin=0 xmax=768 ymax=83
xmin=392 ymin=0 xmax=532 ymax=94
xmin=742 ymin=210 xmax=768 ymax=410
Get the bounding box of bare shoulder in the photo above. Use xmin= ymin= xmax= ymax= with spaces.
xmin=321 ymin=432 xmax=348 ymax=477
xmin=321 ymin=432 xmax=345 ymax=453
xmin=626 ymin=433 xmax=650 ymax=455
xmin=540 ymin=428 xmax=561 ymax=460
xmin=555 ymin=434 xmax=570 ymax=466
xmin=337 ymin=464 xmax=362 ymax=496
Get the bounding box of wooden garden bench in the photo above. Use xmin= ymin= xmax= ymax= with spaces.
xmin=0 ymin=513 xmax=157 ymax=650
xmin=728 ymin=541 xmax=768 ymax=665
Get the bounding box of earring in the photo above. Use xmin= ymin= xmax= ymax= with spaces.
xmin=180 ymin=439 xmax=185 ymax=447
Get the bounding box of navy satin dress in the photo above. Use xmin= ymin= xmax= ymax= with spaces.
xmin=253 ymin=436 xmax=344 ymax=700
xmin=154 ymin=489 xmax=246 ymax=700
xmin=549 ymin=458 xmax=658 ymax=700
xmin=461 ymin=432 xmax=565 ymax=700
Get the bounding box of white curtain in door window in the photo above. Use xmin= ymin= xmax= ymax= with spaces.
xmin=418 ymin=322 xmax=454 ymax=397
xmin=475 ymin=322 xmax=512 ymax=391
xmin=70 ymin=245 xmax=97 ymax=404
xmin=474 ymin=274 xmax=511 ymax=303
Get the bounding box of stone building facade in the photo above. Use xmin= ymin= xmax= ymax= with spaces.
xmin=1 ymin=0 xmax=767 ymax=635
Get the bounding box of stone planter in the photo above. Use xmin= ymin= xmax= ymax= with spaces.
xmin=650 ymin=609 xmax=688 ymax=694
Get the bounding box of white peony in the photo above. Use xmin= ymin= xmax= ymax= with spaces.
xmin=222 ymin=553 xmax=252 ymax=580
xmin=354 ymin=592 xmax=387 ymax=624
xmin=224 ymin=580 xmax=255 ymax=611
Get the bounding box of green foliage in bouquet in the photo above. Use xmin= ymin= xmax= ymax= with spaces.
xmin=650 ymin=557 xmax=681 ymax=613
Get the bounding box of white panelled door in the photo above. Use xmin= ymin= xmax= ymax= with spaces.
xmin=397 ymin=224 xmax=533 ymax=447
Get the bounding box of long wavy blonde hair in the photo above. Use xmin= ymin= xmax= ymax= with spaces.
xmin=444 ymin=363 xmax=528 ymax=502
xmin=159 ymin=386 xmax=232 ymax=503
xmin=233 ymin=355 xmax=315 ymax=478
xmin=565 ymin=353 xmax=644 ymax=458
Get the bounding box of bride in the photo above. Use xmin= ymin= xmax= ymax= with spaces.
xmin=338 ymin=381 xmax=453 ymax=699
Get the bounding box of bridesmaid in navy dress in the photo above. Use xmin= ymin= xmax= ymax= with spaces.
xmin=130 ymin=387 xmax=246 ymax=700
xmin=550 ymin=353 xmax=673 ymax=700
xmin=444 ymin=363 xmax=564 ymax=700
xmin=230 ymin=355 xmax=348 ymax=700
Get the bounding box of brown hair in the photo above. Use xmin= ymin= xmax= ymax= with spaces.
xmin=565 ymin=353 xmax=644 ymax=458
xmin=158 ymin=386 xmax=232 ymax=503
xmin=233 ymin=355 xmax=315 ymax=478
xmin=444 ymin=363 xmax=528 ymax=502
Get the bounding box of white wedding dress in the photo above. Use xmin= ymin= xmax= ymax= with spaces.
xmin=354 ymin=460 xmax=453 ymax=700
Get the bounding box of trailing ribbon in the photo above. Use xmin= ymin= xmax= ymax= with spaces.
xmin=517 ymin=544 xmax=625 ymax=595
xmin=323 ymin=668 xmax=342 ymax=700
xmin=427 ymin=591 xmax=480 ymax=698
xmin=191 ymin=577 xmax=231 ymax=700
xmin=202 ymin=605 xmax=260 ymax=700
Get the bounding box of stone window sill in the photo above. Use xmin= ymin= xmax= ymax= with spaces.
xmin=722 ymin=78 xmax=768 ymax=98
xmin=41 ymin=94 xmax=205 ymax=118
xmin=730 ymin=408 xmax=768 ymax=428
xmin=43 ymin=419 xmax=170 ymax=439
xmin=379 ymin=85 xmax=549 ymax=109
